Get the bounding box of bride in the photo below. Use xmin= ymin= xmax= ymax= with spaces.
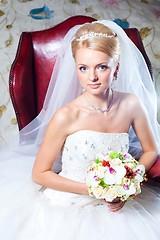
xmin=0 ymin=20 xmax=160 ymax=240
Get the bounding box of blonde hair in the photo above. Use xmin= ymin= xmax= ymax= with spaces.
xmin=71 ymin=22 xmax=120 ymax=64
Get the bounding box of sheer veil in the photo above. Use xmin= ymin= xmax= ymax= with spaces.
xmin=4 ymin=20 xmax=160 ymax=171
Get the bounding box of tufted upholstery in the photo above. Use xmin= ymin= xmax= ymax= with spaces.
xmin=9 ymin=15 xmax=160 ymax=182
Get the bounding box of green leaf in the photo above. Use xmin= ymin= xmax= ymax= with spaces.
xmin=95 ymin=158 xmax=101 ymax=164
xmin=109 ymin=150 xmax=119 ymax=159
xmin=118 ymin=153 xmax=123 ymax=160
xmin=99 ymin=179 xmax=108 ymax=188
xmin=109 ymin=150 xmax=124 ymax=160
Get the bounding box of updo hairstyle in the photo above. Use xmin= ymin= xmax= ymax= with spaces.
xmin=71 ymin=22 xmax=120 ymax=65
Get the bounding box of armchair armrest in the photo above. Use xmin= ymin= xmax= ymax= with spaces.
xmin=9 ymin=32 xmax=37 ymax=130
xmin=147 ymin=156 xmax=160 ymax=183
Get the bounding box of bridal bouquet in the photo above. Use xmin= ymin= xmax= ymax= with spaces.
xmin=86 ymin=150 xmax=147 ymax=202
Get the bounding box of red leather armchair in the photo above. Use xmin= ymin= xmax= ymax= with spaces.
xmin=9 ymin=15 xmax=160 ymax=182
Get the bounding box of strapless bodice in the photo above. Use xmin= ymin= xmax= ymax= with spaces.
xmin=60 ymin=130 xmax=129 ymax=182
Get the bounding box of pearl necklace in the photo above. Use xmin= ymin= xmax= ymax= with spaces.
xmin=84 ymin=89 xmax=114 ymax=113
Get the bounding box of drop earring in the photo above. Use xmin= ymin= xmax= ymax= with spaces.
xmin=114 ymin=63 xmax=119 ymax=81
xmin=114 ymin=75 xmax=118 ymax=81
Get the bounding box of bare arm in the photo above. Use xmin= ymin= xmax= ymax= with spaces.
xmin=131 ymin=95 xmax=158 ymax=172
xmin=32 ymin=108 xmax=88 ymax=195
xmin=107 ymin=95 xmax=158 ymax=212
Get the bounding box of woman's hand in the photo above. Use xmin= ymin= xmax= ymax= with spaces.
xmin=106 ymin=197 xmax=126 ymax=212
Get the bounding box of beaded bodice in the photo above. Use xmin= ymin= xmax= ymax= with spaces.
xmin=60 ymin=130 xmax=129 ymax=182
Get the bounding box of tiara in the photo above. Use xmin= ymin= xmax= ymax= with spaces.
xmin=76 ymin=31 xmax=117 ymax=41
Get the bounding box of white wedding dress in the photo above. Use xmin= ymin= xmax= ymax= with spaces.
xmin=0 ymin=130 xmax=160 ymax=240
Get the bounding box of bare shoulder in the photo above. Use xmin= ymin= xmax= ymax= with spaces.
xmin=52 ymin=105 xmax=77 ymax=123
xmin=116 ymin=91 xmax=142 ymax=109
xmin=48 ymin=99 xmax=81 ymax=134
xmin=114 ymin=91 xmax=146 ymax=121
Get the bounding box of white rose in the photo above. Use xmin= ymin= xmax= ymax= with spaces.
xmin=110 ymin=158 xmax=123 ymax=166
xmin=104 ymin=186 xmax=118 ymax=202
xmin=132 ymin=180 xmax=141 ymax=194
xmin=92 ymin=186 xmax=107 ymax=199
xmin=125 ymin=162 xmax=135 ymax=169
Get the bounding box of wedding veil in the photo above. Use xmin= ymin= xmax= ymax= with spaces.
xmin=8 ymin=20 xmax=160 ymax=170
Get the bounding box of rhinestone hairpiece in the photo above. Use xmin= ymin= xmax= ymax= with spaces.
xmin=76 ymin=31 xmax=117 ymax=41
